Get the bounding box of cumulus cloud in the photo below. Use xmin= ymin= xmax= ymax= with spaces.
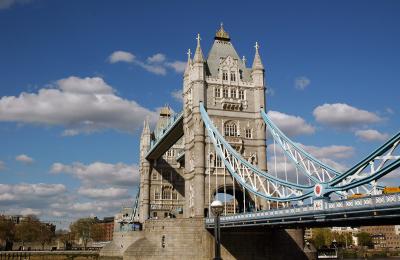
xmin=165 ymin=61 xmax=186 ymax=73
xmin=267 ymin=111 xmax=315 ymax=137
xmin=0 ymin=0 xmax=32 ymax=10
xmin=299 ymin=144 xmax=355 ymax=160
xmin=355 ymin=129 xmax=389 ymax=142
xmin=267 ymin=143 xmax=353 ymax=184
xmin=15 ymin=154 xmax=34 ymax=164
xmin=294 ymin=76 xmax=310 ymax=90
xmin=0 ymin=183 xmax=67 ymax=206
xmin=313 ymin=103 xmax=382 ymax=129
xmin=171 ymin=89 xmax=183 ymax=102
xmin=77 ymin=187 xmax=130 ymax=199
xmin=20 ymin=208 xmax=41 ymax=216
xmin=147 ymin=53 xmax=166 ymax=63
xmin=108 ymin=51 xmax=185 ymax=75
xmin=51 ymin=161 xmax=139 ymax=187
xmin=108 ymin=50 xmax=135 ymax=63
xmin=136 ymin=62 xmax=167 ymax=75
xmin=0 ymin=160 xmax=5 ymax=171
xmin=0 ymin=76 xmax=158 ymax=135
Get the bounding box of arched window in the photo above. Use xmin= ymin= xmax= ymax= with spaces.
xmin=224 ymin=121 xmax=237 ymax=137
xmin=162 ymin=187 xmax=172 ymax=200
xmin=222 ymin=70 xmax=228 ymax=80
xmin=230 ymin=71 xmax=236 ymax=82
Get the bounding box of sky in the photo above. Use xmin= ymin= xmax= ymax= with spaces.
xmin=0 ymin=0 xmax=399 ymax=229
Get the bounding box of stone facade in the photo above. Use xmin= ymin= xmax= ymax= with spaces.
xmin=101 ymin=218 xmax=311 ymax=260
xmin=101 ymin=25 xmax=316 ymax=260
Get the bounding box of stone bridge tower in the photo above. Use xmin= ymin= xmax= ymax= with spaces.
xmin=183 ymin=24 xmax=267 ymax=218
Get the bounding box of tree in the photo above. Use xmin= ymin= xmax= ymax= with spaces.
xmin=56 ymin=230 xmax=72 ymax=250
xmin=37 ymin=223 xmax=55 ymax=250
xmin=331 ymin=231 xmax=353 ymax=248
xmin=70 ymin=218 xmax=96 ymax=249
xmin=15 ymin=216 xmax=41 ymax=247
xmin=310 ymin=228 xmax=333 ymax=249
xmin=0 ymin=216 xmax=15 ymax=250
xmin=356 ymin=232 xmax=373 ymax=248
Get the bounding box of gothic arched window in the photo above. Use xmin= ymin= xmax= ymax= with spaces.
xmin=230 ymin=71 xmax=236 ymax=82
xmin=222 ymin=70 xmax=228 ymax=80
xmin=162 ymin=187 xmax=172 ymax=200
xmin=224 ymin=121 xmax=237 ymax=137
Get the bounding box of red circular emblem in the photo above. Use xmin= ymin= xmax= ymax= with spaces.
xmin=314 ymin=184 xmax=323 ymax=197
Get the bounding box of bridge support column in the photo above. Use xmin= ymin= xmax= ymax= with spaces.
xmin=193 ymin=115 xmax=205 ymax=217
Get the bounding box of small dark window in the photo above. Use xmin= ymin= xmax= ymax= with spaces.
xmin=222 ymin=70 xmax=228 ymax=80
xmin=223 ymin=88 xmax=229 ymax=98
xmin=230 ymin=89 xmax=237 ymax=98
xmin=214 ymin=88 xmax=220 ymax=97
xmin=230 ymin=72 xmax=236 ymax=82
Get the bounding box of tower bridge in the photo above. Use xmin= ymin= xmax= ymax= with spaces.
xmin=100 ymin=25 xmax=400 ymax=260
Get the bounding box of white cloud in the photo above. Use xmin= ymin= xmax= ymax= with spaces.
xmin=77 ymin=187 xmax=129 ymax=199
xmin=171 ymin=89 xmax=183 ymax=102
xmin=20 ymin=208 xmax=41 ymax=216
xmin=108 ymin=50 xmax=135 ymax=63
xmin=15 ymin=154 xmax=34 ymax=164
xmin=0 ymin=183 xmax=67 ymax=206
xmin=299 ymin=144 xmax=355 ymax=160
xmin=0 ymin=160 xmax=5 ymax=170
xmin=108 ymin=51 xmax=185 ymax=75
xmin=136 ymin=61 xmax=167 ymax=75
xmin=267 ymin=111 xmax=315 ymax=137
xmin=386 ymin=107 xmax=394 ymax=115
xmin=267 ymin=143 xmax=353 ymax=184
xmin=165 ymin=61 xmax=186 ymax=73
xmin=313 ymin=103 xmax=382 ymax=128
xmin=51 ymin=161 xmax=139 ymax=187
xmin=0 ymin=0 xmax=32 ymax=10
xmin=294 ymin=76 xmax=310 ymax=90
xmin=147 ymin=53 xmax=166 ymax=63
xmin=355 ymin=129 xmax=389 ymax=142
xmin=0 ymin=76 xmax=158 ymax=135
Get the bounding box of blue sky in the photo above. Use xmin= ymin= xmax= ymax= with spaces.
xmin=0 ymin=0 xmax=399 ymax=228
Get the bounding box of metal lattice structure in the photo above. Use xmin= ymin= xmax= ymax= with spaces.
xmin=200 ymin=102 xmax=400 ymax=205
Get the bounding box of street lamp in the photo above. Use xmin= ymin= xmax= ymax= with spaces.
xmin=211 ymin=200 xmax=224 ymax=260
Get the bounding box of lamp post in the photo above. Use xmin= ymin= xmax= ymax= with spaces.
xmin=211 ymin=200 xmax=223 ymax=260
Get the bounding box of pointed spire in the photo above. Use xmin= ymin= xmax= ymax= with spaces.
xmin=142 ymin=117 xmax=150 ymax=135
xmin=193 ymin=33 xmax=204 ymax=63
xmin=242 ymin=55 xmax=246 ymax=66
xmin=252 ymin=41 xmax=264 ymax=71
xmin=184 ymin=48 xmax=192 ymax=76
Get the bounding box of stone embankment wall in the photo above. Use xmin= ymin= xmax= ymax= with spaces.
xmin=100 ymin=218 xmax=315 ymax=260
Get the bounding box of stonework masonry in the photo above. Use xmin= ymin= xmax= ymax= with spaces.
xmin=101 ymin=218 xmax=313 ymax=260
xmin=101 ymin=25 xmax=317 ymax=260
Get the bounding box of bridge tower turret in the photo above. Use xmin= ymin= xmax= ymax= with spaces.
xmin=182 ymin=24 xmax=268 ymax=217
xmin=251 ymin=42 xmax=267 ymax=174
xmin=139 ymin=118 xmax=151 ymax=222
xmin=183 ymin=33 xmax=207 ymax=217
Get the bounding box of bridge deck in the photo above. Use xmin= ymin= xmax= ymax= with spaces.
xmin=145 ymin=114 xmax=184 ymax=160
xmin=206 ymin=193 xmax=400 ymax=229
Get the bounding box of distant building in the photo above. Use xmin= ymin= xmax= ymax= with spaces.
xmin=331 ymin=227 xmax=359 ymax=246
xmin=361 ymin=225 xmax=400 ymax=249
xmin=94 ymin=217 xmax=114 ymax=241
xmin=223 ymin=200 xmax=238 ymax=215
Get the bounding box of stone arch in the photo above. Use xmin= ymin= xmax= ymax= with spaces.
xmin=212 ymin=184 xmax=255 ymax=214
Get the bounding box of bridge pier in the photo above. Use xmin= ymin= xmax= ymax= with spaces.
xmin=100 ymin=219 xmax=316 ymax=260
